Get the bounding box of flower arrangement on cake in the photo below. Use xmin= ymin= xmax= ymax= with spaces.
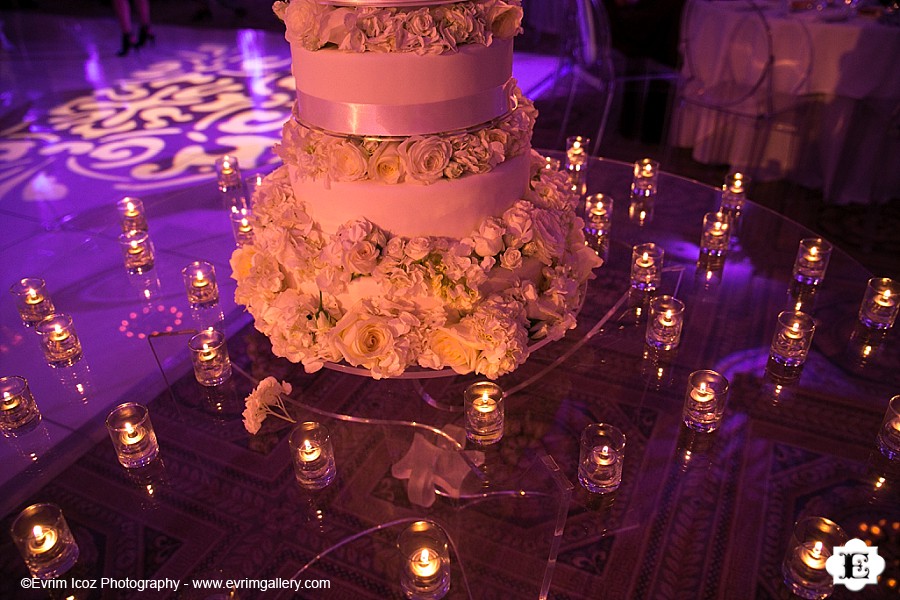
xmin=231 ymin=153 xmax=601 ymax=379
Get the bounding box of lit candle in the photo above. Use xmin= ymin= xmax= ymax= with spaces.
xmin=123 ymin=200 xmax=139 ymax=218
xmin=473 ymin=393 xmax=496 ymax=416
xmin=464 ymin=382 xmax=504 ymax=445
xmin=239 ymin=218 xmax=251 ymax=233
xmin=189 ymin=330 xmax=232 ymax=386
xmin=785 ymin=322 xmax=803 ymax=340
xmin=798 ymin=541 xmax=827 ymax=570
xmin=592 ymin=445 xmax=615 ymax=466
xmin=876 ymin=289 xmax=893 ymax=308
xmin=199 ymin=343 xmax=216 ymax=362
xmin=28 ymin=526 xmax=58 ymax=555
xmin=636 ymin=252 xmax=653 ymax=268
xmin=121 ymin=422 xmax=144 ymax=446
xmin=127 ymin=240 xmax=143 ymax=255
xmin=192 ymin=271 xmax=209 ymax=289
xmin=691 ymin=382 xmax=714 ymax=403
xmin=658 ymin=310 xmax=675 ymax=328
xmin=410 ymin=548 xmax=441 ymax=579
xmin=2 ymin=391 xmax=21 ymax=411
xmin=298 ymin=439 xmax=321 ymax=463
xmin=25 ymin=288 xmax=43 ymax=305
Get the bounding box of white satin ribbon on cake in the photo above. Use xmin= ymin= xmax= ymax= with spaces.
xmin=297 ymin=78 xmax=517 ymax=137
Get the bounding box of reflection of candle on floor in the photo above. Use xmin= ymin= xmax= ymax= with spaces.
xmin=410 ymin=548 xmax=441 ymax=579
xmin=298 ymin=439 xmax=321 ymax=463
xmin=28 ymin=526 xmax=58 ymax=555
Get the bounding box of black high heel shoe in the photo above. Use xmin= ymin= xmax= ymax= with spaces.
xmin=116 ymin=33 xmax=138 ymax=57
xmin=136 ymin=26 xmax=156 ymax=49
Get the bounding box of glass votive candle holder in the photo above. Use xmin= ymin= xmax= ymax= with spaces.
xmin=36 ymin=314 xmax=83 ymax=367
xmin=721 ymin=171 xmax=748 ymax=210
xmin=9 ymin=277 xmax=55 ymax=327
xmin=876 ymin=395 xmax=900 ymax=460
xmin=792 ymin=238 xmax=832 ymax=285
xmin=464 ymin=381 xmax=504 ymax=445
xmin=630 ymin=242 xmax=663 ymax=291
xmin=398 ymin=520 xmax=451 ymax=600
xmin=768 ymin=310 xmax=815 ymax=380
xmin=565 ymin=135 xmax=590 ymax=168
xmin=231 ymin=208 xmax=254 ymax=247
xmin=632 ymin=158 xmax=660 ymax=192
xmin=188 ymin=329 xmax=232 ymax=386
xmin=584 ymin=193 xmax=612 ymax=230
xmin=106 ymin=402 xmax=160 ymax=468
xmin=858 ymin=277 xmax=898 ymax=330
xmin=289 ymin=421 xmax=337 ymax=490
xmin=244 ymin=173 xmax=265 ymax=206
xmin=10 ymin=503 xmax=80 ymax=580
xmin=119 ymin=230 xmax=155 ymax=274
xmin=216 ymin=154 xmax=242 ymax=190
xmin=682 ymin=370 xmax=729 ymax=433
xmin=182 ymin=261 xmax=219 ymax=307
xmin=578 ymin=423 xmax=626 ymax=494
xmin=646 ymin=295 xmax=685 ymax=350
xmin=782 ymin=516 xmax=847 ymax=599
xmin=116 ymin=196 xmax=148 ymax=233
xmin=0 ymin=376 xmax=42 ymax=435
xmin=700 ymin=211 xmax=730 ymax=257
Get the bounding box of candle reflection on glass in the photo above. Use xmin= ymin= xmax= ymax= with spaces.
xmin=792 ymin=238 xmax=832 ymax=286
xmin=189 ymin=329 xmax=232 ymax=386
xmin=566 ymin=135 xmax=590 ymax=168
xmin=398 ymin=521 xmax=451 ymax=600
xmin=578 ymin=423 xmax=625 ymax=494
xmin=630 ymin=243 xmax=663 ymax=291
xmin=244 ymin=173 xmax=265 ymax=207
xmin=0 ymin=376 xmax=42 ymax=435
xmin=782 ymin=516 xmax=846 ymax=599
xmin=116 ymin=196 xmax=148 ymax=233
xmin=464 ymin=381 xmax=504 ymax=445
xmin=876 ymin=395 xmax=900 ymax=460
xmin=682 ymin=370 xmax=729 ymax=433
xmin=119 ymin=230 xmax=155 ymax=274
xmin=106 ymin=402 xmax=160 ymax=468
xmin=182 ymin=261 xmax=219 ymax=307
xmin=9 ymin=277 xmax=55 ymax=327
xmin=36 ymin=314 xmax=83 ymax=368
xmin=858 ymin=277 xmax=898 ymax=330
xmin=10 ymin=503 xmax=80 ymax=579
xmin=289 ymin=422 xmax=337 ymax=490
xmin=646 ymin=295 xmax=685 ymax=350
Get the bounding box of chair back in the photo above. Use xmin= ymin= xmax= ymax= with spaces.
xmin=573 ymin=0 xmax=616 ymax=84
xmin=679 ymin=0 xmax=774 ymax=110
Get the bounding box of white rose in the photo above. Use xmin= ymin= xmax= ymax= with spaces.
xmin=404 ymin=8 xmax=436 ymax=37
xmin=384 ymin=236 xmax=405 ymax=259
xmin=398 ymin=137 xmax=452 ymax=184
xmin=472 ymin=217 xmax=505 ymax=257
xmin=347 ymin=240 xmax=379 ymax=275
xmin=368 ymin=142 xmax=404 ymax=184
xmin=321 ymin=7 xmax=353 ymax=46
xmin=427 ymin=325 xmax=480 ymax=374
xmin=529 ymin=208 xmax=567 ymax=265
xmin=405 ymin=237 xmax=431 ymax=261
xmin=502 ymin=202 xmax=534 ymax=248
xmin=327 ymin=139 xmax=368 ymax=182
xmin=487 ymin=3 xmax=523 ymax=39
xmin=500 ymin=247 xmax=522 ymax=270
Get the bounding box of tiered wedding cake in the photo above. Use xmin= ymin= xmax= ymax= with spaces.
xmin=231 ymin=0 xmax=602 ymax=379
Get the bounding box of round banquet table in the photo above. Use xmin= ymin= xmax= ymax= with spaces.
xmin=673 ymin=0 xmax=900 ymax=205
xmin=0 ymin=156 xmax=898 ymax=599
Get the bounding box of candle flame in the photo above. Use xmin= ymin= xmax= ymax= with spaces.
xmin=302 ymin=440 xmax=314 ymax=453
xmin=792 ymin=322 xmax=800 ymax=334
xmin=809 ymin=246 xmax=818 ymax=258
xmin=665 ymin=310 xmax=673 ymax=321
xmin=812 ymin=541 xmax=823 ymax=557
xmin=202 ymin=343 xmax=209 ymax=352
xmin=125 ymin=422 xmax=135 ymax=435
xmin=28 ymin=288 xmax=37 ymax=299
xmin=130 ymin=240 xmax=139 ymax=250
xmin=33 ymin=525 xmax=44 ymax=540
xmin=639 ymin=210 xmax=647 ymax=221
xmin=699 ymin=382 xmax=707 ymax=393
xmin=54 ymin=325 xmax=62 ymax=335
xmin=126 ymin=201 xmax=135 ymax=212
xmin=196 ymin=271 xmax=204 ymax=282
xmin=883 ymin=290 xmax=891 ymax=301
xmin=642 ymin=252 xmax=649 ymax=263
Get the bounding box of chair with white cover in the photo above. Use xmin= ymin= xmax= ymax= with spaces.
xmin=672 ymin=0 xmax=817 ymax=179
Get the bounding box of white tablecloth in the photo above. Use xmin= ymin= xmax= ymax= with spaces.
xmin=674 ymin=1 xmax=900 ymax=204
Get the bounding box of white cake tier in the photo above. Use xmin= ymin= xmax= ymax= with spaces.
xmin=289 ymin=151 xmax=531 ymax=238
xmin=292 ymin=38 xmax=514 ymax=136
